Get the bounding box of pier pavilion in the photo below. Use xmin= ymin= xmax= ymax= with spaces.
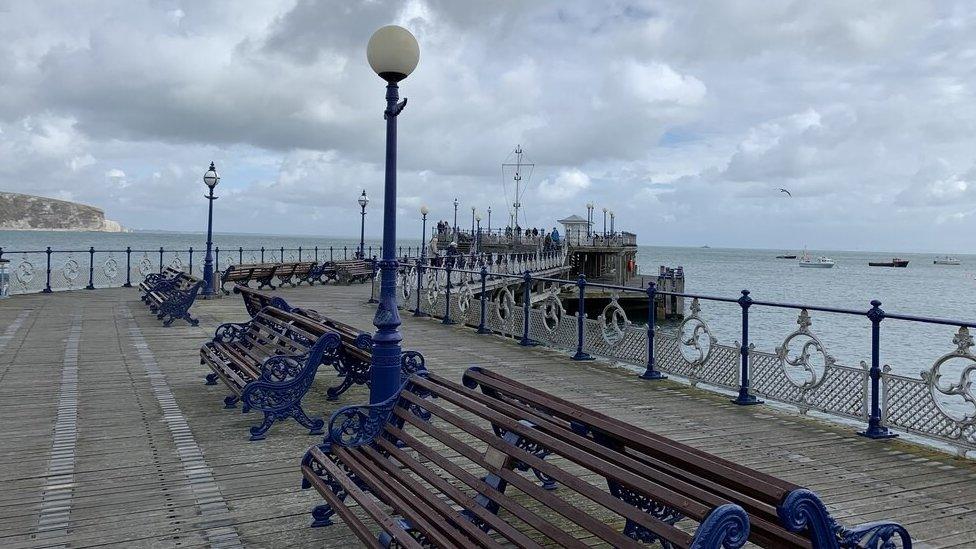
xmin=1 ymin=282 xmax=975 ymax=547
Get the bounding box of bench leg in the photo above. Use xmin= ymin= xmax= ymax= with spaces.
xmin=249 ymin=404 xmax=322 ymax=441
xmin=491 ymin=421 xmax=557 ymax=490
xmin=205 ymin=373 xmax=219 ymax=385
xmin=292 ymin=405 xmax=326 ymax=436
xmin=224 ymin=395 xmax=239 ymax=408
xmin=326 ymin=376 xmax=356 ymax=401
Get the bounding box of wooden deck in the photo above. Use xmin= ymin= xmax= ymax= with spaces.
xmin=1 ymin=283 xmax=974 ymax=548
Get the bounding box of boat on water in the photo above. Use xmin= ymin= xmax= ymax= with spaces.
xmin=934 ymin=256 xmax=961 ymax=265
xmin=776 ymin=254 xmax=797 ymax=259
xmin=868 ymin=258 xmax=909 ymax=268
xmin=798 ymin=252 xmax=835 ymax=268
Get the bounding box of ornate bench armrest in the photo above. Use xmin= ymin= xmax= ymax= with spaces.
xmin=327 ymin=372 xmax=428 ymax=448
xmin=400 ymin=350 xmax=427 ymax=375
xmin=213 ymin=321 xmax=252 ymax=343
xmin=259 ymin=353 xmax=309 ymax=382
xmin=778 ymin=489 xmax=912 ymax=549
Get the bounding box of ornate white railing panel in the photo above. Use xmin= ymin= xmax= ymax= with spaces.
xmin=882 ymin=327 xmax=976 ymax=456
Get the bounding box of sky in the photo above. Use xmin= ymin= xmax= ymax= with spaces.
xmin=1 ymin=1 xmax=976 ymax=252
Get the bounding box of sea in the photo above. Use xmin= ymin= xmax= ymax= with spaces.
xmin=2 ymin=230 xmax=975 ymax=380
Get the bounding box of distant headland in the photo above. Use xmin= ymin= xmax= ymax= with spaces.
xmin=0 ymin=191 xmax=124 ymax=232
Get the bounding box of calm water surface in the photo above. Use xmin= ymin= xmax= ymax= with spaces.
xmin=3 ymin=231 xmax=974 ymax=378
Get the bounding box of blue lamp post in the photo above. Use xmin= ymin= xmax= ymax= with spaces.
xmin=420 ymin=205 xmax=429 ymax=259
xmin=202 ymin=162 xmax=220 ymax=297
xmin=487 ymin=206 xmax=492 ymax=233
xmin=602 ymin=207 xmax=608 ymax=238
xmin=586 ymin=202 xmax=594 ymax=237
xmin=475 ymin=215 xmax=481 ymax=254
xmin=357 ymin=190 xmax=369 ymax=259
xmin=366 ymin=25 xmax=420 ymax=404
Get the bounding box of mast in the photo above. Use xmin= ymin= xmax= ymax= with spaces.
xmin=502 ymin=144 xmax=534 ymax=231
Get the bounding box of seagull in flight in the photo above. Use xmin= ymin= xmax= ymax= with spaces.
xmin=779 ymin=188 xmax=792 ymax=197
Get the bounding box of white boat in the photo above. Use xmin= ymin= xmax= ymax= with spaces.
xmin=799 ymin=251 xmax=835 ymax=268
xmin=933 ymin=256 xmax=961 ymax=266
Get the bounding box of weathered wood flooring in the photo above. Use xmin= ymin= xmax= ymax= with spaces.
xmin=0 ymin=283 xmax=974 ymax=548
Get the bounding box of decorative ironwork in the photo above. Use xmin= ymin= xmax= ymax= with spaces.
xmin=62 ymin=258 xmax=80 ymax=285
xmin=138 ymin=254 xmax=153 ymax=276
xmin=457 ymin=279 xmax=473 ymax=315
xmin=774 ymin=309 xmax=834 ymax=389
xmin=924 ymin=326 xmax=976 ymax=425
xmin=600 ymin=294 xmax=629 ymax=345
xmin=327 ymin=374 xmax=425 ymax=447
xmin=540 ymin=291 xmax=563 ymax=333
xmin=103 ymin=257 xmax=120 ymax=281
xmin=168 ymin=256 xmax=183 ymax=271
xmin=778 ymin=488 xmax=910 ymax=549
xmin=677 ymin=298 xmax=716 ymax=365
xmin=608 ymin=478 xmax=684 ymax=546
xmin=15 ymin=256 xmax=34 ymax=289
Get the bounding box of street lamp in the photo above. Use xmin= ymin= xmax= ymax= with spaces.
xmin=475 ymin=215 xmax=481 ymax=253
xmin=357 ymin=189 xmax=369 ymax=259
xmin=419 ymin=205 xmax=429 ymax=260
xmin=470 ymin=206 xmax=476 ymax=237
xmin=201 ymin=162 xmax=220 ymax=297
xmin=610 ymin=210 xmax=615 ymax=236
xmin=602 ymin=207 xmax=608 ymax=238
xmin=453 ymin=197 xmax=459 ymax=239
xmin=586 ymin=202 xmax=594 ymax=237
xmin=366 ymin=24 xmax=420 ymax=404
xmin=487 ymin=206 xmax=492 ymax=233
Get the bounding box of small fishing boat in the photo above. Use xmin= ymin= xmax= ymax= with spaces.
xmin=776 ymin=254 xmax=797 ymax=259
xmin=933 ymin=256 xmax=961 ymax=265
xmin=868 ymin=258 xmax=909 ymax=268
xmin=799 ymin=251 xmax=835 ymax=268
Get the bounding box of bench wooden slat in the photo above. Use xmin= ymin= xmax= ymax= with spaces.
xmin=393 ymin=397 xmax=685 ymax=549
xmin=376 ymin=430 xmax=582 ymax=549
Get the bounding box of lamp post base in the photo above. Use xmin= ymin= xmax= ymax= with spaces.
xmin=571 ymin=351 xmax=594 ymax=361
xmin=857 ymin=425 xmax=898 ymax=439
xmin=640 ymin=370 xmax=667 ymax=380
xmin=730 ymin=393 xmax=763 ymax=406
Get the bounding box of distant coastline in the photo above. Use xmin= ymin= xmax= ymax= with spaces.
xmin=0 ymin=191 xmax=124 ymax=232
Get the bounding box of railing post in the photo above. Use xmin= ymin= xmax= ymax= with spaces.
xmin=572 ymin=273 xmax=593 ymax=360
xmin=413 ymin=259 xmax=426 ymax=316
xmin=369 ymin=245 xmax=373 ymax=258
xmin=368 ymin=258 xmax=378 ymax=304
xmin=44 ymin=247 xmax=53 ymax=293
xmin=123 ymin=247 xmax=132 ymax=288
xmin=188 ymin=246 xmax=193 ymax=274
xmin=280 ymin=246 xmax=285 ymax=262
xmin=330 ymin=246 xmax=334 ymax=262
xmin=239 ymin=247 xmax=243 ymax=264
xmin=519 ymin=271 xmax=536 ymax=346
xmin=158 ymin=247 xmax=164 ymax=273
xmin=314 ymin=246 xmax=318 ymax=262
xmin=298 ymin=246 xmax=303 ymax=261
xmin=477 ymin=265 xmax=490 ymax=334
xmin=443 ymin=262 xmax=455 ymax=325
xmin=261 ymin=246 xmax=265 ymax=262
xmin=641 ymin=281 xmax=665 ymax=379
xmin=859 ymin=300 xmax=897 ymax=439
xmin=344 ymin=246 xmax=348 ymax=260
xmin=86 ymin=246 xmax=95 ymax=289
xmin=732 ymin=290 xmax=762 ymax=405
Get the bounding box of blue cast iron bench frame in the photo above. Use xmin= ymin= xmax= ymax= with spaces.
xmin=139 ymin=269 xmax=202 ymax=326
xmin=461 ymin=367 xmax=913 ymax=549
xmin=300 ymin=368 xmax=772 ymax=549
xmin=201 ymin=295 xmax=425 ymax=440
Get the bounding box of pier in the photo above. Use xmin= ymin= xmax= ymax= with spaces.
xmin=2 ymin=282 xmax=976 ymax=547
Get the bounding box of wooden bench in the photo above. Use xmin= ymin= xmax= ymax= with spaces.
xmin=301 ymin=370 xmax=757 ymax=549
xmin=201 ymin=296 xmax=426 ymax=440
xmin=275 ymin=261 xmax=318 ymax=287
xmin=460 ymin=367 xmax=913 ymax=549
xmin=218 ymin=262 xmax=280 ymax=293
xmin=333 ymin=259 xmax=373 ymax=285
xmin=234 ymin=284 xmax=292 ymax=317
xmin=307 ymin=262 xmax=339 ymax=285
xmin=142 ymin=271 xmax=203 ymax=326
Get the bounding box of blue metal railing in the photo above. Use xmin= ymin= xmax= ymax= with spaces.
xmin=0 ymin=243 xmax=426 ymax=295
xmin=396 ymin=258 xmax=976 ymax=457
